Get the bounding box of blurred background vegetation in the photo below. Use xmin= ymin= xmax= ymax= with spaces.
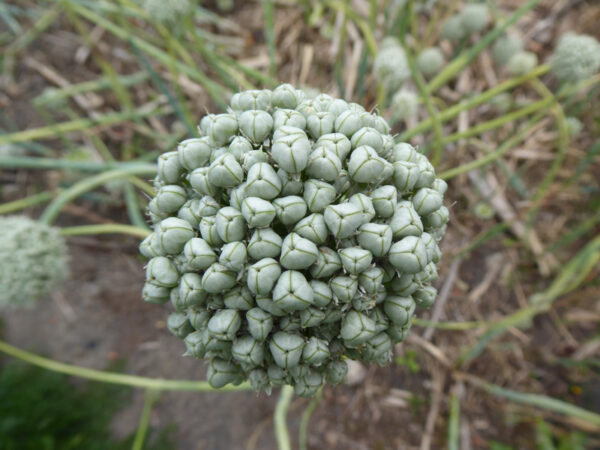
xmin=0 ymin=0 xmax=599 ymax=448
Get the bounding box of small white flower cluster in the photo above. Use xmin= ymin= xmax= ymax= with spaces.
xmin=140 ymin=85 xmax=448 ymax=395
xmin=0 ymin=216 xmax=69 ymax=308
xmin=441 ymin=3 xmax=490 ymax=43
xmin=551 ymin=33 xmax=600 ymax=82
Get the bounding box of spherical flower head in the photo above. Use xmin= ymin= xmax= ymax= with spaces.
xmin=0 ymin=216 xmax=69 ymax=308
xmin=144 ymin=0 xmax=194 ymax=24
xmin=460 ymin=4 xmax=490 ymax=35
xmin=142 ymin=85 xmax=448 ymax=395
xmin=565 ymin=117 xmax=583 ymax=137
xmin=391 ymin=89 xmax=420 ymax=120
xmin=507 ymin=51 xmax=538 ymax=76
xmin=441 ymin=15 xmax=465 ymax=42
xmin=374 ymin=38 xmax=411 ymax=93
xmin=417 ymin=47 xmax=445 ymax=78
xmin=550 ymin=33 xmax=600 ymax=82
xmin=492 ymin=34 xmax=523 ymax=66
xmin=489 ymin=92 xmax=512 ymax=113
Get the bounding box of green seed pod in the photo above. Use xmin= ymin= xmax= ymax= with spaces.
xmin=364 ymin=332 xmax=392 ymax=362
xmin=391 ymin=142 xmax=418 ymax=163
xmin=245 ymin=163 xmax=282 ymax=200
xmin=417 ymin=47 xmax=445 ymax=78
xmin=229 ymin=184 xmax=247 ymax=211
xmin=142 ymin=281 xmax=170 ymax=304
xmin=177 ymin=199 xmax=201 ymax=229
xmin=208 ymin=113 xmax=238 ymax=146
xmin=201 ymin=263 xmax=237 ymax=294
xmin=157 ymin=217 xmax=195 ymax=254
xmin=271 ymin=131 xmax=311 ymax=173
xmin=370 ymin=185 xmax=397 ymax=218
xmin=412 ymin=188 xmax=443 ymax=216
xmin=267 ymin=364 xmax=289 ymax=386
xmin=339 ymin=247 xmax=373 ymax=275
xmin=310 ymin=247 xmax=343 ymax=279
xmin=368 ymin=307 xmax=390 ymax=333
xmin=206 ymin=295 xmax=225 ymax=311
xmin=199 ymin=216 xmax=224 ymax=247
xmin=157 ymin=151 xmax=183 ymax=184
xmin=293 ymin=213 xmax=328 ymax=245
xmin=195 ymin=195 xmax=220 ymax=217
xmin=269 ymin=331 xmax=305 ymax=369
xmin=272 ymin=84 xmax=304 ymax=109
xmin=247 ymin=228 xmax=283 ymax=260
xmin=460 ymin=4 xmax=489 ymax=35
xmin=188 ymin=307 xmax=211 ymax=330
xmin=432 ymin=178 xmax=448 ymax=195
xmin=272 ymin=270 xmax=314 ymax=312
xmin=239 ymin=110 xmax=274 ymax=144
xmin=273 ymin=196 xmax=307 ymax=226
xmin=420 ymin=232 xmax=439 ymax=263
xmin=358 ymin=266 xmax=385 ymax=294
xmin=492 ymin=34 xmax=523 ymax=66
xmin=351 ymin=127 xmax=384 ymax=155
xmin=440 ymin=15 xmax=465 ymax=42
xmin=219 ymin=241 xmax=247 ymax=271
xmin=310 ymin=280 xmax=333 ymax=307
xmin=206 ymin=358 xmax=243 ymax=388
xmin=209 ymin=147 xmax=228 ymax=164
xmin=303 ymin=179 xmax=337 ymax=213
xmin=347 ymin=146 xmax=389 ymax=183
xmin=246 ymin=258 xmax=282 ymax=295
xmin=280 ymin=233 xmax=319 ymax=270
xmin=312 ymin=93 xmax=334 ymax=112
xmin=387 ymin=323 xmax=411 ymax=343
xmin=248 ymin=368 xmax=270 ymax=392
xmin=327 ymin=98 xmax=350 ymax=116
xmin=207 ymin=309 xmax=241 ymax=341
xmin=306 ymin=147 xmax=342 ymax=181
xmin=273 ymin=124 xmax=307 ymax=141
xmin=334 ymin=109 xmax=363 ymax=137
xmin=155 ymin=185 xmax=187 ymax=213
xmin=306 ymin=112 xmax=336 ymax=139
xmin=215 ymin=207 xmax=245 ymax=243
xmin=189 ymin=167 xmax=218 ymax=196
xmin=341 ymin=310 xmax=376 ymax=346
xmin=139 ymin=233 xmax=162 ymax=259
xmin=330 ymin=276 xmax=358 ymax=303
xmin=278 ymin=169 xmax=304 ymax=196
xmin=208 ymin=153 xmax=244 ymax=188
xmin=389 ymin=236 xmax=428 ymax=273
xmin=246 ymin=307 xmax=274 ymax=341
xmin=273 ymin=108 xmax=307 ymax=129
xmin=236 ymin=89 xmax=272 ymax=111
xmin=177 ymin=273 xmax=206 ymax=308
xmin=389 ymin=273 xmax=418 ymax=296
xmin=349 ymin=194 xmax=376 ymax=225
xmin=507 ymin=51 xmax=538 ymax=76
xmin=389 ymin=201 xmax=424 ymax=238
xmin=294 ymin=370 xmax=324 ymax=397
xmin=383 ymin=295 xmax=415 ymax=326
xmin=321 ymin=308 xmax=344 ymax=325
xmin=223 ymin=286 xmax=254 ymax=310
xmin=325 ymin=359 xmax=348 ymax=385
xmin=232 ymin=335 xmax=265 ymax=366
xmin=324 ymin=202 xmax=364 ymax=239
xmin=241 ymin=196 xmax=276 ymax=228
xmin=241 ymin=150 xmax=269 ymax=172
xmin=167 ymin=312 xmax=194 ymax=339
xmin=415 ymin=262 xmax=438 ymax=284
xmin=228 ymin=136 xmax=253 ymax=161
xmin=413 ymin=285 xmax=437 ymax=308
xmin=299 ymin=307 xmax=326 ymax=328
xmin=392 ymin=161 xmax=420 ymax=191
xmin=146 ymin=256 xmax=179 ymax=287
xmin=316 ymin=133 xmax=352 ymax=160
xmin=184 ymin=331 xmax=206 ymax=358
xmin=302 ymin=337 xmax=330 ymax=365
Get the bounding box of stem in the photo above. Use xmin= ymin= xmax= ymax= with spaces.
xmin=426 ymin=0 xmax=542 ymax=93
xmin=60 ymin=224 xmax=151 ymax=238
xmin=262 ymin=0 xmax=277 ymax=78
xmin=399 ymin=65 xmax=550 ymax=141
xmin=447 ymin=392 xmax=460 ymax=450
xmin=412 ymin=318 xmax=484 ymax=331
xmin=0 ymin=191 xmax=54 ymax=215
xmin=299 ymin=388 xmax=322 ymax=450
xmin=274 ymin=385 xmax=294 ymax=450
xmin=125 ymin=183 xmax=150 ymax=230
xmin=0 ymin=339 xmax=251 ymax=392
xmin=39 ymin=165 xmax=157 ymax=225
xmin=0 ymin=156 xmax=158 ymax=171
xmin=131 ymin=389 xmax=161 ymax=450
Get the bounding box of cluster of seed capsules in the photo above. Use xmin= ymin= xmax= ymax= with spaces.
xmin=139 ymin=84 xmax=448 ymax=396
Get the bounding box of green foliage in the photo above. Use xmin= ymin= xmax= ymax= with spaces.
xmin=394 ymin=349 xmax=420 ymax=373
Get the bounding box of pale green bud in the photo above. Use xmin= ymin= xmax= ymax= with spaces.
xmin=228 ymin=136 xmax=253 ymax=161
xmin=363 ymin=332 xmax=392 ymax=362
xmin=239 ymin=110 xmax=273 ymax=144
xmin=241 ymin=150 xmax=269 ymax=172
xmin=223 ymin=286 xmax=254 ymax=310
xmin=330 ymin=276 xmax=358 ymax=303
xmin=389 ymin=236 xmax=428 ymax=273
xmin=271 ymin=130 xmax=311 ymax=173
xmin=316 ymin=133 xmax=352 ymax=160
xmin=189 ymin=167 xmax=219 ymax=196
xmin=157 ymin=217 xmax=195 ymax=254
xmin=369 ymin=307 xmax=390 ymax=333
xmin=294 ymin=370 xmax=324 ymax=397
xmin=232 ymin=335 xmax=265 ymax=366
xmin=325 ymin=359 xmax=348 ymax=385
xmin=303 ymin=179 xmax=337 ymax=213
xmin=167 ymin=312 xmax=194 ymax=339
xmin=349 ymin=193 xmax=376 ymax=225
xmin=273 ymin=270 xmax=314 ymax=312
xmin=197 ymin=196 xmax=220 ymax=217
xmin=351 ymin=127 xmax=384 ymax=156
xmin=247 ymin=228 xmax=283 ymax=260
xmin=348 ymin=145 xmax=390 ymax=183
xmin=383 ymin=295 xmax=415 ymax=326
xmin=188 ymin=307 xmax=211 ymax=330
xmin=272 ymin=84 xmax=305 ymax=109
xmin=184 ymin=331 xmax=206 ymax=358
xmin=142 ymin=281 xmax=170 ymax=304
xmin=139 ymin=233 xmax=164 ymax=258
xmin=417 ymin=47 xmax=445 ymax=78
xmin=219 ymin=241 xmax=247 ymax=271
xmin=413 ymin=285 xmax=437 ymax=308
xmin=215 ymin=207 xmax=245 ymax=243
xmin=306 ymin=112 xmax=336 ymax=139
xmin=551 ymin=33 xmax=600 ymax=82
xmin=441 ymin=15 xmax=465 ymax=42
xmin=389 ymin=201 xmax=423 ymax=238
xmin=273 ymin=196 xmax=307 ymax=226
xmin=177 ymin=199 xmax=201 ymax=229
xmin=236 ymin=89 xmax=272 ymax=111
xmin=392 ymin=161 xmax=420 ymax=191
xmin=248 ymin=368 xmax=270 ymax=392
xmin=146 ymin=256 xmax=179 ymax=287
xmin=306 ymin=147 xmax=342 ymax=181
xmin=358 ymin=266 xmax=385 ymax=294
xmin=341 ymin=310 xmax=376 ymax=346
xmin=199 ymin=216 xmax=224 ymax=247
xmin=269 ymin=332 xmax=305 ymax=369
xmin=157 ymin=151 xmax=182 ymax=184
xmin=334 ymin=109 xmax=363 ymax=137
xmin=293 ymin=213 xmax=328 ymax=244
xmin=178 ymin=137 xmax=212 ymax=171
xmin=245 ymin=162 xmax=282 ymax=200
xmin=412 ymin=187 xmax=443 ymax=216
xmin=267 ymin=364 xmax=289 ymax=386
xmin=177 ymin=273 xmax=206 ymax=309
xmin=299 ymin=307 xmax=326 ymax=328
xmin=310 ymin=280 xmax=333 ymax=307
xmin=302 ymin=336 xmax=330 ymax=365
xmin=208 ymin=113 xmax=238 ymax=146
xmin=154 ymin=185 xmax=187 ymax=214
xmin=507 ymin=51 xmax=538 ymax=76
xmin=310 ymin=247 xmax=342 ymax=279
xmin=390 ymin=273 xmax=418 ymax=296
xmin=273 ymin=108 xmax=307 ymax=129
xmin=246 ymin=258 xmax=281 ymax=295
xmin=208 ymin=153 xmax=244 ymax=188
xmin=339 ymin=247 xmax=373 ymax=275
xmin=280 ymin=233 xmax=319 ymax=270
xmin=493 ymin=34 xmax=523 ymax=66
xmin=333 ymin=170 xmax=352 ymax=195
xmin=357 ymin=223 xmax=393 ymax=257
xmin=370 ymin=185 xmax=397 ymax=218
xmin=256 ymin=295 xmax=286 ymax=317
xmin=460 ymin=4 xmax=489 ymax=35
xmin=207 ymin=309 xmax=241 ymax=340
xmin=324 ymin=202 xmax=363 ymax=239
xmin=206 ymin=358 xmax=243 ymax=389
xmin=241 ymin=196 xmax=276 ymax=228
xmin=201 ymin=263 xmax=237 ymax=294
xmin=278 ymin=169 xmax=304 ymax=195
